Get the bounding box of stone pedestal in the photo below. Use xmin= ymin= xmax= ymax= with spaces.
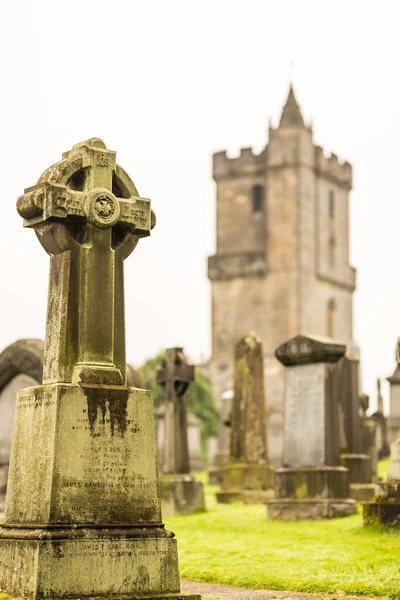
xmin=363 ymin=481 xmax=400 ymax=527
xmin=268 ymin=466 xmax=355 ymax=518
xmin=160 ymin=474 xmax=205 ymax=517
xmin=267 ymin=335 xmax=356 ymax=520
xmin=341 ymin=453 xmax=376 ymax=501
xmin=216 ymin=463 xmax=274 ymax=504
xmin=0 ymin=383 xmax=192 ymax=598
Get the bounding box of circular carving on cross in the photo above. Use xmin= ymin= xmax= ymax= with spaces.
xmin=95 ymin=196 xmax=115 ymax=219
xmin=86 ymin=189 xmax=120 ymax=229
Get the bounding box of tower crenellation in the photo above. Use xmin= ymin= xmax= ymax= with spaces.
xmin=208 ymin=84 xmax=356 ymax=467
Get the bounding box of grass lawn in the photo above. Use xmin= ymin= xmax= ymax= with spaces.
xmin=165 ymin=470 xmax=400 ymax=599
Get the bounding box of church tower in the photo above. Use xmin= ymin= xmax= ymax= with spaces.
xmin=208 ymin=86 xmax=356 ymax=465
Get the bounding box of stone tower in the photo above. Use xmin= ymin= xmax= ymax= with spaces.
xmin=208 ymin=86 xmax=356 ymax=465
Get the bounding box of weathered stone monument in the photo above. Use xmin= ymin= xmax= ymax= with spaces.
xmin=268 ymin=335 xmax=356 ymax=519
xmin=208 ymin=389 xmax=232 ymax=484
xmin=363 ymin=437 xmax=400 ymax=527
xmin=371 ymin=378 xmax=390 ymax=459
xmin=0 ymin=339 xmax=43 ymax=516
xmin=359 ymin=393 xmax=378 ymax=481
xmin=387 ymin=338 xmax=400 ymax=444
xmin=337 ymin=345 xmax=374 ymax=501
xmin=0 ymin=139 xmax=200 ymax=600
xmin=156 ymin=348 xmax=205 ymax=516
xmin=217 ymin=332 xmax=274 ymax=503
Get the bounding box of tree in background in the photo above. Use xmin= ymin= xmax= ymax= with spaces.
xmin=138 ymin=351 xmax=218 ymax=460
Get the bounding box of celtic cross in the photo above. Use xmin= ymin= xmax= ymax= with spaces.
xmin=17 ymin=138 xmax=155 ymax=386
xmin=156 ymin=348 xmax=195 ymax=474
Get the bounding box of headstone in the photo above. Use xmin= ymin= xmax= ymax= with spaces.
xmin=363 ymin=437 xmax=400 ymax=528
xmin=216 ymin=332 xmax=274 ymax=504
xmin=337 ymin=345 xmax=374 ymax=501
xmin=387 ymin=338 xmax=400 ymax=443
xmin=187 ymin=413 xmax=204 ymax=470
xmin=156 ymin=347 xmax=205 ymax=515
xmin=359 ymin=393 xmax=378 ymax=481
xmin=208 ymin=389 xmax=232 ymax=484
xmin=0 ymin=139 xmax=200 ymax=600
xmin=268 ymin=334 xmax=356 ymax=519
xmin=0 ymin=338 xmax=44 ymax=515
xmin=371 ymin=378 xmax=390 ymax=459
xmin=207 ymin=436 xmax=218 ymax=466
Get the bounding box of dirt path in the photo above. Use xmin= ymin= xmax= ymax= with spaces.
xmin=181 ymin=579 xmax=380 ymax=600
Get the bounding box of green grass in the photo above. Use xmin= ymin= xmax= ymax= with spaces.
xmin=165 ymin=473 xmax=400 ymax=599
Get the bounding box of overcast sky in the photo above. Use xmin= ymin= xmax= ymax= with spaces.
xmin=0 ymin=0 xmax=399 ymax=412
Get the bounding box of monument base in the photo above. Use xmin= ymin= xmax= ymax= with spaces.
xmin=267 ymin=466 xmax=355 ymax=519
xmin=0 ymin=526 xmax=200 ymax=599
xmin=363 ymin=481 xmax=400 ymax=527
xmin=160 ymin=474 xmax=205 ymax=517
xmin=349 ymin=483 xmax=376 ymax=503
xmin=267 ymin=498 xmax=356 ymax=519
xmin=207 ymin=467 xmax=222 ymax=485
xmin=341 ymin=453 xmax=372 ymax=484
xmin=363 ymin=502 xmax=400 ymax=527
xmin=216 ymin=463 xmax=274 ymax=504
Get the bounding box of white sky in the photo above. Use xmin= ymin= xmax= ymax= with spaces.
xmin=0 ymin=0 xmax=399 ymax=413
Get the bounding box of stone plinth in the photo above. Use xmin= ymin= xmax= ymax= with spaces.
xmin=0 ymin=383 xmax=183 ymax=598
xmin=363 ymin=439 xmax=400 ymax=527
xmin=216 ymin=463 xmax=275 ymax=504
xmin=160 ymin=474 xmax=205 ymax=517
xmin=341 ymin=453 xmax=375 ymax=501
xmin=217 ymin=333 xmax=274 ymax=504
xmin=267 ymin=335 xmax=355 ymax=520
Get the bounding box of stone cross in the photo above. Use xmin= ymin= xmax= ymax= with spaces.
xmin=156 ymin=348 xmax=195 ymax=474
xmin=17 ymin=138 xmax=155 ymax=386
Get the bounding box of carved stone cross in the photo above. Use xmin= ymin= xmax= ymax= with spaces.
xmin=156 ymin=348 xmax=195 ymax=474
xmin=17 ymin=138 xmax=155 ymax=386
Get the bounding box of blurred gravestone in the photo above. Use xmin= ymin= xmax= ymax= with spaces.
xmin=217 ymin=332 xmax=274 ymax=503
xmin=268 ymin=335 xmax=355 ymax=519
xmin=156 ymin=347 xmax=205 ymax=515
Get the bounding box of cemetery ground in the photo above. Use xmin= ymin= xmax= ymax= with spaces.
xmin=165 ymin=469 xmax=400 ymax=600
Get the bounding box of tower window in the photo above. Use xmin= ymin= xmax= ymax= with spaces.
xmin=329 ymin=236 xmax=336 ymax=268
xmin=327 ymin=298 xmax=336 ymax=338
xmin=252 ymin=185 xmax=264 ymax=212
xmin=329 ymin=190 xmax=335 ymax=218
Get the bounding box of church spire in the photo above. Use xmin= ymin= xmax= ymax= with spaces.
xmin=279 ymin=85 xmax=305 ymax=128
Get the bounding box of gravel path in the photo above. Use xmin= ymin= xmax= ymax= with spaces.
xmin=181 ymin=579 xmax=380 ymax=600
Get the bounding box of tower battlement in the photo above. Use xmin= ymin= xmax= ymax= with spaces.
xmin=315 ymin=145 xmax=352 ymax=189
xmin=213 ymin=147 xmax=266 ymax=180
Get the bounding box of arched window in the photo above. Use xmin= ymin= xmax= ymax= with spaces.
xmin=329 ymin=189 xmax=335 ymax=219
xmin=329 ymin=236 xmax=336 ymax=268
xmin=327 ymin=299 xmax=336 ymax=338
xmin=252 ymin=185 xmax=264 ymax=213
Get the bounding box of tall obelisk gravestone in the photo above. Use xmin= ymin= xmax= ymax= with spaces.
xmin=217 ymin=332 xmax=274 ymax=503
xmin=0 ymin=139 xmax=200 ymax=600
xmin=156 ymin=348 xmax=205 ymax=516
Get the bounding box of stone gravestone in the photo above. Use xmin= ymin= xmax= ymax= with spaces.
xmin=268 ymin=334 xmax=356 ymax=519
xmin=217 ymin=332 xmax=274 ymax=504
xmin=0 ymin=339 xmax=44 ymax=516
xmin=371 ymin=378 xmax=390 ymax=459
xmin=359 ymin=393 xmax=378 ymax=481
xmin=208 ymin=389 xmax=233 ymax=484
xmin=364 ymin=437 xmax=400 ymax=528
xmin=187 ymin=414 xmax=204 ymax=471
xmin=156 ymin=347 xmax=205 ymax=516
xmin=387 ymin=338 xmax=400 ymax=443
xmin=0 ymin=139 xmax=200 ymax=600
xmin=337 ymin=345 xmax=374 ymax=501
